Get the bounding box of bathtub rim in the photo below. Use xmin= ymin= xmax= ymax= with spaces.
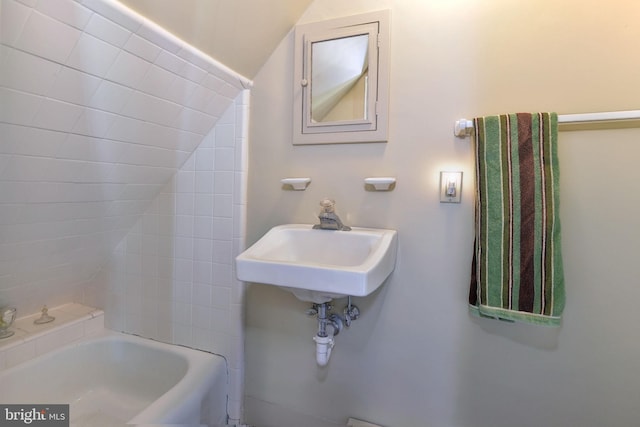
xmin=0 ymin=328 xmax=228 ymax=425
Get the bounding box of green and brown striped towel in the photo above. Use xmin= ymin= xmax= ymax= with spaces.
xmin=469 ymin=113 xmax=565 ymax=326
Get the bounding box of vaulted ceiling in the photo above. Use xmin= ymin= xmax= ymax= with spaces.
xmin=117 ymin=0 xmax=314 ymax=79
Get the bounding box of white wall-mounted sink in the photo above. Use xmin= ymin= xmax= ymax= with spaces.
xmin=235 ymin=224 xmax=398 ymax=303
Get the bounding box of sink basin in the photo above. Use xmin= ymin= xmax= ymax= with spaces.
xmin=235 ymin=224 xmax=398 ymax=303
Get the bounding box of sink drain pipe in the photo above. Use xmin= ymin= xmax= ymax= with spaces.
xmin=313 ymin=334 xmax=334 ymax=366
xmin=311 ymin=302 xmax=343 ymax=366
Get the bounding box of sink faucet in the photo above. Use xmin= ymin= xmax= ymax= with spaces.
xmin=313 ymin=199 xmax=351 ymax=231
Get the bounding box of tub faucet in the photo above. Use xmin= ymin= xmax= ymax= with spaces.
xmin=0 ymin=307 xmax=16 ymax=339
xmin=313 ymin=199 xmax=351 ymax=231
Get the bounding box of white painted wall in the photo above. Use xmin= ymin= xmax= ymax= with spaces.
xmin=245 ymin=1 xmax=640 ymax=426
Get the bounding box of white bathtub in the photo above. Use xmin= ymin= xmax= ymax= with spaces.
xmin=0 ymin=330 xmax=228 ymax=426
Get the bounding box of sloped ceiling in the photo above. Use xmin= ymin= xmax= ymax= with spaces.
xmin=117 ymin=0 xmax=314 ymax=79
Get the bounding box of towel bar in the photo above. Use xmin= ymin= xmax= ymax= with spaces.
xmin=454 ymin=110 xmax=640 ymax=137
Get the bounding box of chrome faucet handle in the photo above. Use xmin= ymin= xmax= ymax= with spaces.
xmin=0 ymin=307 xmax=17 ymax=339
xmin=34 ymin=305 xmax=55 ymax=325
xmin=319 ymin=198 xmax=336 ymax=213
xmin=343 ymin=304 xmax=360 ymax=327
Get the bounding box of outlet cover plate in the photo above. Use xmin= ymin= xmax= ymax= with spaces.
xmin=439 ymin=171 xmax=462 ymax=203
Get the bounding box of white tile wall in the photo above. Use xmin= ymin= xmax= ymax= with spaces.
xmin=35 ymin=0 xmax=94 ymax=30
xmin=91 ymin=91 xmax=249 ymax=423
xmin=2 ymin=1 xmax=251 ymax=422
xmin=0 ymin=0 xmax=251 ymax=318
xmin=14 ymin=10 xmax=83 ymax=63
xmin=0 ymin=47 xmax=62 ymax=95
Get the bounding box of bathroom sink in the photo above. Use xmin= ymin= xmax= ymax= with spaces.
xmin=235 ymin=224 xmax=398 ymax=303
